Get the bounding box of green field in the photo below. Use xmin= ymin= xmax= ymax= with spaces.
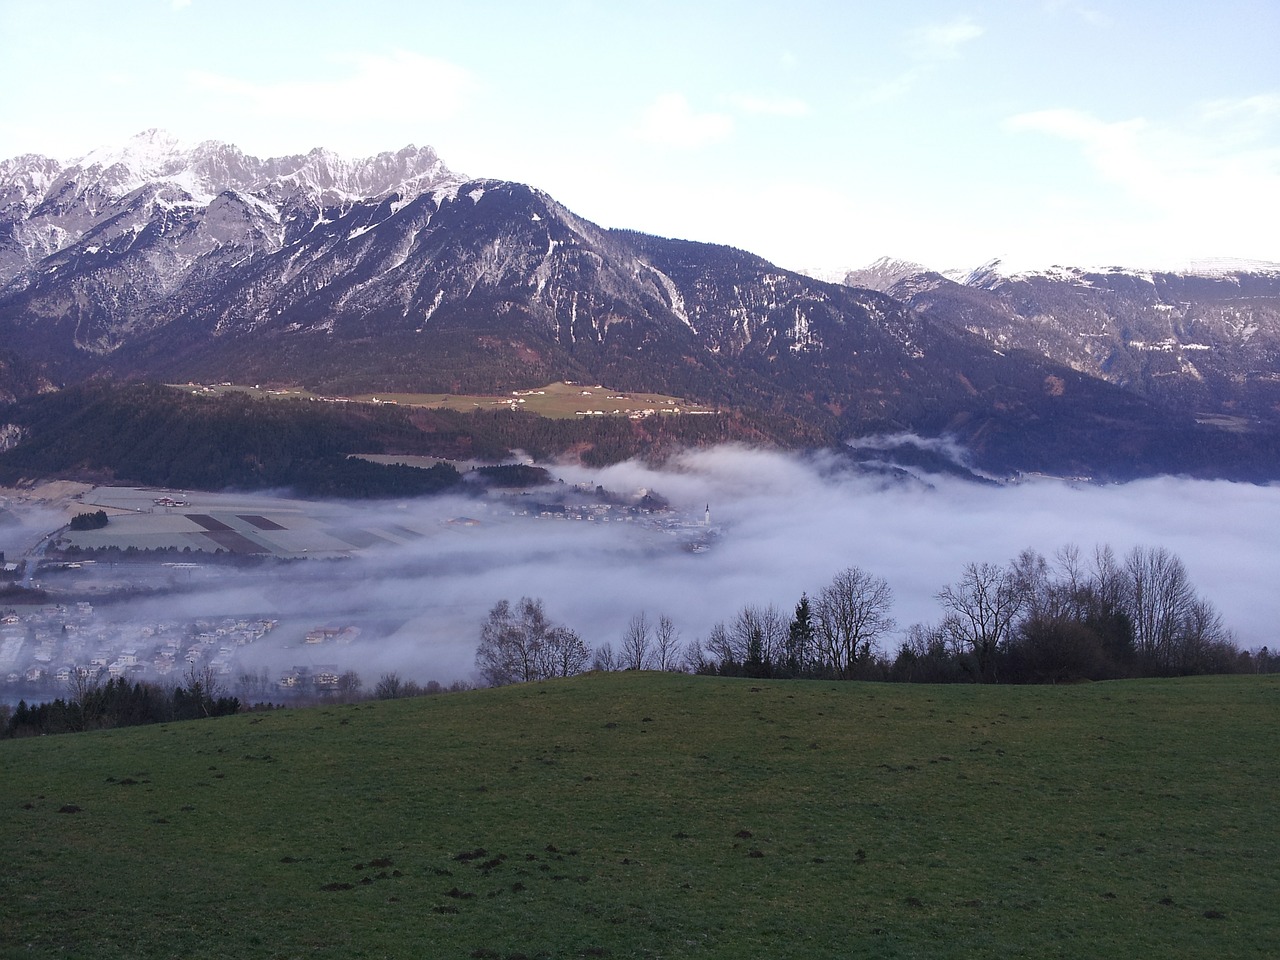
xmin=180 ymin=381 xmax=717 ymax=420
xmin=2 ymin=673 xmax=1276 ymax=959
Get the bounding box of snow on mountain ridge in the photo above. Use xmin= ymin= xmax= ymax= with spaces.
xmin=845 ymin=255 xmax=1280 ymax=292
xmin=839 ymin=256 xmax=934 ymax=293
xmin=0 ymin=131 xmax=467 ymax=285
xmin=6 ymin=130 xmax=465 ymax=211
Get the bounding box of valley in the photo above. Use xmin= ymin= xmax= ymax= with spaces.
xmin=0 ymin=476 xmax=715 ymax=704
xmin=3 ymin=4 xmax=1278 ymax=956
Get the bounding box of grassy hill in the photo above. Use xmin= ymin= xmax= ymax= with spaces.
xmin=2 ymin=673 xmax=1276 ymax=959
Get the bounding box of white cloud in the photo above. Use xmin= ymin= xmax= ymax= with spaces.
xmin=170 ymin=0 xmax=192 ymax=9
xmin=1004 ymin=104 xmax=1280 ymax=263
xmin=1006 ymin=108 xmax=1154 ymax=193
xmin=1008 ymin=104 xmax=1280 ymax=206
xmin=627 ymin=93 xmax=733 ymax=149
xmin=727 ymin=94 xmax=812 ymax=118
xmin=1202 ymin=93 xmax=1280 ymax=120
xmin=1199 ymin=93 xmax=1280 ymax=147
xmin=909 ymin=16 xmax=985 ymax=61
xmin=187 ymin=50 xmax=474 ymax=128
xmin=856 ymin=16 xmax=985 ymax=106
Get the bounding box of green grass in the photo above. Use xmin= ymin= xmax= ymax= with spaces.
xmin=181 ymin=380 xmax=717 ymax=420
xmin=2 ymin=673 xmax=1277 ymax=959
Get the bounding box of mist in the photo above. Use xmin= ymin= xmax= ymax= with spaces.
xmin=4 ymin=446 xmax=1279 ymax=692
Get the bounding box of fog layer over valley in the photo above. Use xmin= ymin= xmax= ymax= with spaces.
xmin=3 ymin=446 xmax=1277 ymax=699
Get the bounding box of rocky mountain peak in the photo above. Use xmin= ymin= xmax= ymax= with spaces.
xmin=0 ymin=133 xmax=467 ymax=285
xmin=842 ymin=256 xmax=935 ymax=293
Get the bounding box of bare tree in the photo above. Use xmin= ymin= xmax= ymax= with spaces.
xmin=891 ymin=622 xmax=956 ymax=683
xmin=1124 ymin=545 xmax=1194 ymax=674
xmin=237 ymin=670 xmax=269 ymax=698
xmin=401 ymin=678 xmax=424 ymax=697
xmin=1052 ymin=543 xmax=1089 ymax=620
xmin=620 ymin=611 xmax=652 ymax=671
xmin=540 ymin=627 xmax=591 ymax=678
xmin=1010 ymin=548 xmax=1053 ymax=620
xmin=592 ymin=642 xmax=617 ymax=672
xmin=1089 ymin=543 xmax=1129 ymax=620
xmin=703 ymin=620 xmax=740 ymax=671
xmin=476 ymin=597 xmax=585 ymax=686
xmin=336 ymin=670 xmax=363 ymax=701
xmin=476 ymin=597 xmax=548 ymax=685
xmin=1177 ymin=598 xmax=1235 ymax=674
xmin=653 ymin=615 xmax=681 ymax=671
xmin=681 ymin=636 xmax=712 ymax=673
xmin=937 ymin=561 xmax=1026 ymax=682
xmin=700 ymin=605 xmax=787 ymax=675
xmin=731 ymin=604 xmax=788 ymax=677
xmin=374 ymin=672 xmax=403 ymax=699
xmin=66 ymin=665 xmax=106 ymax=731
xmin=184 ymin=663 xmax=225 ymax=717
xmin=814 ymin=567 xmax=896 ymax=679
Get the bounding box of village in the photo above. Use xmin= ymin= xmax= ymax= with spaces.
xmin=495 ymin=481 xmax=716 ymax=551
xmin=0 ymin=599 xmax=400 ymax=704
xmin=0 ymin=475 xmax=720 ymax=704
xmin=0 ymin=603 xmax=278 ymax=703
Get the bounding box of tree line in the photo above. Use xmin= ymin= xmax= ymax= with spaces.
xmin=2 ymin=665 xmax=240 ymax=738
xmin=475 ymin=542 xmax=1269 ymax=687
xmin=0 ymin=663 xmax=482 ymax=738
xmin=68 ymin=509 xmax=109 ymax=531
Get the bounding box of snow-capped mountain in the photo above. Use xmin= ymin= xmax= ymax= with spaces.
xmin=0 ymin=130 xmax=935 ymax=394
xmin=0 ymin=129 xmax=461 ymax=286
xmin=842 ymin=256 xmax=1280 ymax=429
xmin=3 ymin=131 xmax=1280 ymax=479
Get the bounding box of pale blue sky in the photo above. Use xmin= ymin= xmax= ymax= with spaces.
xmin=2 ymin=0 xmax=1277 ymax=271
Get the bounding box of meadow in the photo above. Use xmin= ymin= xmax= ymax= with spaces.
xmin=352 ymin=382 xmax=715 ymax=419
xmin=2 ymin=673 xmax=1276 ymax=959
xmin=187 ymin=380 xmax=716 ymax=419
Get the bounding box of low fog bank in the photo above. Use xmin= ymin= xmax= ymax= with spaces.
xmin=5 ymin=446 xmax=1278 ymax=692
xmin=549 ymin=447 xmax=1280 ymax=650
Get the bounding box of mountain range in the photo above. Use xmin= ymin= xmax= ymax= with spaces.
xmin=3 ymin=130 xmax=1280 ymax=481
xmin=843 ymin=256 xmax=1280 ymax=432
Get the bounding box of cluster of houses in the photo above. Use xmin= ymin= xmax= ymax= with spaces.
xmin=276 ymin=664 xmax=350 ymax=693
xmin=303 ymin=624 xmax=360 ymax=645
xmin=0 ymin=604 xmax=276 ymax=697
xmin=493 ymin=487 xmax=716 ymax=552
xmin=572 ymin=387 xmax=713 ymax=419
xmin=506 ymin=499 xmax=652 ymax=522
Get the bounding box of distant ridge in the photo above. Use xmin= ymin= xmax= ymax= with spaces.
xmin=2 ymin=132 xmax=1280 ymax=480
xmin=839 ymin=255 xmax=1280 ymax=434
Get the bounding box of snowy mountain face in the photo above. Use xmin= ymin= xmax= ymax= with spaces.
xmin=843 ymin=258 xmax=1280 ymax=428
xmin=0 ymin=131 xmax=934 ymax=394
xmin=0 ymin=129 xmax=461 ymax=289
xmin=4 ymin=131 xmax=1280 ymax=479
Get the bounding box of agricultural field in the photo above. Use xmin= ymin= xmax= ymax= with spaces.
xmin=2 ymin=673 xmax=1276 ymax=958
xmin=55 ymin=486 xmax=429 ymax=558
xmin=179 ymin=381 xmax=718 ymax=420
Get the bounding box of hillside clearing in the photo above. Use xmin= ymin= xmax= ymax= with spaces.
xmin=178 ymin=380 xmax=718 ymax=420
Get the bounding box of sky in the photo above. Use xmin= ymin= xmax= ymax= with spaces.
xmin=1 ymin=1 xmax=1278 ymax=273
